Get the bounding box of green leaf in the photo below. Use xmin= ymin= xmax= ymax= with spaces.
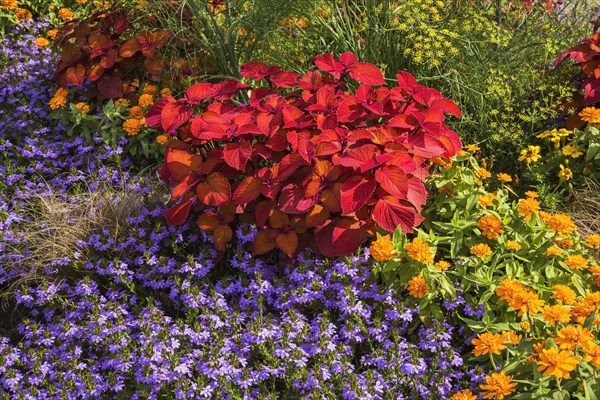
xmin=583 ymin=380 xmax=599 ymax=400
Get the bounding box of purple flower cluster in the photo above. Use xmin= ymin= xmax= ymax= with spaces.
xmin=0 ymin=23 xmax=483 ymax=400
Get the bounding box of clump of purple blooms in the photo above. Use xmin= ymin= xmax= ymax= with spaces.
xmin=0 ymin=23 xmax=485 ymax=400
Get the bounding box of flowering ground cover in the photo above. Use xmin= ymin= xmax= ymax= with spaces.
xmin=1 ymin=1 xmax=600 ymax=399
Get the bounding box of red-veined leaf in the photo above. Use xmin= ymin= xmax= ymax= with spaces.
xmin=253 ymin=230 xmax=277 ymax=255
xmin=375 ymin=166 xmax=408 ymax=199
xmin=184 ymin=83 xmax=215 ymax=104
xmin=277 ymin=184 xmax=319 ymax=214
xmin=223 ymin=140 xmax=252 ymax=171
xmin=196 ymin=172 xmax=231 ymax=206
xmin=161 ymin=102 xmax=192 ymax=132
xmin=269 ymin=209 xmax=289 ymax=229
xmin=276 ymin=230 xmax=298 ymax=258
xmin=65 ymin=64 xmax=86 ymax=86
xmin=348 ymin=62 xmax=386 ymax=86
xmin=213 ymin=224 xmax=233 ymax=252
xmin=372 ymin=196 xmax=423 ymax=233
xmin=232 ymin=176 xmax=263 ymax=204
xmin=340 ymin=175 xmax=376 ymax=215
xmin=166 ymin=195 xmax=194 ymax=226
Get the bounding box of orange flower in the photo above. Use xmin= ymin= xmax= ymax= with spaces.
xmin=35 ymin=38 xmax=49 ymax=48
xmin=142 ymin=84 xmax=157 ymax=95
xmin=497 ymin=173 xmax=512 ymax=183
xmin=565 ymin=254 xmax=589 ymax=270
xmin=129 ymin=106 xmax=145 ymax=119
xmin=508 ymin=290 xmax=544 ymax=316
xmin=571 ymin=302 xmax=594 ymax=324
xmin=470 ymin=243 xmax=492 ymax=259
xmin=525 ymin=191 xmax=539 ymax=198
xmin=58 ymin=7 xmax=74 ymax=21
xmin=517 ymin=198 xmax=540 ymax=221
xmin=475 ymin=167 xmax=492 ymax=180
xmin=496 ymin=279 xmax=525 ymax=301
xmin=479 ymin=371 xmax=517 ymax=400
xmin=451 ymin=389 xmax=477 ymax=400
xmin=122 ymin=119 xmax=144 ymax=136
xmin=585 ymin=234 xmax=600 ymax=249
xmin=138 ymin=93 xmax=154 ymax=107
xmin=466 ymin=144 xmax=481 ymax=153
xmin=370 ymin=236 xmax=395 ymax=261
xmin=48 ymin=29 xmax=58 ymax=40
xmin=541 ymin=304 xmax=571 ymax=325
xmin=552 ymin=285 xmax=577 ymax=305
xmin=579 ymin=106 xmax=600 ymax=124
xmin=545 ymin=247 xmax=562 ymax=256
xmin=536 ymin=347 xmax=579 ymax=378
xmin=555 ymin=238 xmax=573 ymax=249
xmin=501 ymin=331 xmax=522 ymax=345
xmin=478 ymin=193 xmax=498 ymax=208
xmin=555 ymin=325 xmax=594 ymax=350
xmin=1 ymin=0 xmax=17 ymax=10
xmin=75 ymin=102 xmax=90 ymax=113
xmin=472 ymin=332 xmax=507 ymax=356
xmin=435 ymin=260 xmax=451 ymax=271
xmin=160 ymin=87 xmax=172 ymax=97
xmin=405 ymin=238 xmax=434 ymax=264
xmin=15 ymin=8 xmax=32 ymax=20
xmin=49 ymin=95 xmax=67 ymax=110
xmin=407 ymin=275 xmax=429 ymax=298
xmin=546 ymin=213 xmax=576 ymax=237
xmin=477 ymin=215 xmax=504 ymax=240
xmin=114 ymin=98 xmax=129 ymax=108
xmin=582 ymin=341 xmax=600 ymax=368
xmin=156 ymin=134 xmax=169 ymax=145
xmin=505 ymin=240 xmax=521 ymax=251
xmin=520 ymin=321 xmax=531 ymax=331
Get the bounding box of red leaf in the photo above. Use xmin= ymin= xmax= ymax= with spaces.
xmin=196 ymin=172 xmax=231 ymax=206
xmin=172 ymin=174 xmax=200 ymax=199
xmin=314 ymin=218 xmax=365 ymax=257
xmin=223 ymin=140 xmax=253 ymax=171
xmin=164 ymin=141 xmax=202 ymax=181
xmin=335 ymin=144 xmax=380 ymax=172
xmin=269 ymin=209 xmax=290 ymax=229
xmin=87 ymin=63 xmax=104 ymax=82
xmin=184 ymin=83 xmax=215 ymax=104
xmin=255 ymin=200 xmax=274 ymax=226
xmin=119 ymin=36 xmax=140 ymax=57
xmin=277 ymin=184 xmax=319 ymax=214
xmin=97 ymin=75 xmax=123 ymax=99
xmin=348 ymin=62 xmax=386 ymax=86
xmin=375 ymin=166 xmax=408 ymax=199
xmin=276 ymin=230 xmax=298 ymax=258
xmin=372 ymin=196 xmax=423 ymax=233
xmin=66 ymin=64 xmax=86 ymax=86
xmin=232 ymin=176 xmax=263 ymax=204
xmin=166 ymin=195 xmax=194 ymax=226
xmin=406 ymin=177 xmax=428 ymax=212
xmin=146 ymin=96 xmax=172 ymax=129
xmin=213 ymin=225 xmax=233 ymax=252
xmin=161 ymin=102 xmax=192 ymax=132
xmin=196 ymin=212 xmax=220 ymax=231
xmin=338 ymin=52 xmax=358 ymax=67
xmin=314 ymin=53 xmax=343 ymax=79
xmin=340 ymin=175 xmax=376 ymax=215
xmin=270 ymin=71 xmax=299 ymax=88
xmin=240 ymin=61 xmax=280 ymax=80
xmin=253 ymin=230 xmax=277 ymax=255
xmin=305 ymin=204 xmax=330 ymax=228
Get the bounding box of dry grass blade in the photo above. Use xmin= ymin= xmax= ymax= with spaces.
xmin=568 ymin=178 xmax=600 ymax=256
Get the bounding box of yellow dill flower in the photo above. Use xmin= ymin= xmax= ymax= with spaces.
xmin=122 ymin=118 xmax=144 ymax=136
xmin=536 ymin=348 xmax=579 ymax=378
xmin=35 ymin=38 xmax=49 ymax=48
xmin=585 ymin=234 xmax=600 ymax=249
xmin=517 ymin=197 xmax=540 ymax=221
xmin=518 ymin=145 xmax=541 ymax=164
xmin=58 ymin=8 xmax=74 ymax=21
xmin=138 ymin=94 xmax=154 ymax=107
xmin=477 ymin=214 xmax=504 ymax=240
xmin=505 ymin=240 xmax=521 ymax=251
xmin=156 ymin=134 xmax=169 ymax=145
xmin=562 ymin=144 xmax=583 ymax=158
xmin=405 ymin=237 xmax=434 ymax=264
xmin=450 ymin=390 xmax=477 ymax=400
xmin=471 ymin=332 xmax=506 ymax=356
xmin=479 ymin=371 xmax=516 ymax=400
xmin=470 ymin=243 xmax=492 ymax=259
xmin=579 ymin=107 xmax=600 ymax=123
xmin=497 ymin=173 xmax=512 ymax=183
xmin=541 ymin=304 xmax=571 ymax=324
xmin=370 ymin=236 xmax=395 ymax=261
xmin=565 ymin=254 xmax=589 ymax=270
xmin=558 ymin=164 xmax=573 ymax=181
xmin=407 ymin=275 xmax=429 ymax=298
xmin=546 ymin=213 xmax=576 ymax=236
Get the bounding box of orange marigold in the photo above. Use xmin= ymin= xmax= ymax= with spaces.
xmin=479 ymin=371 xmax=517 ymax=400
xmin=435 ymin=260 xmax=451 ymax=271
xmin=496 ymin=279 xmax=525 ymax=302
xmin=497 ymin=173 xmax=512 ymax=183
xmin=541 ymin=304 xmax=571 ymax=325
xmin=160 ymin=87 xmax=172 ymax=97
xmin=505 ymin=240 xmax=521 ymax=251
xmin=156 ymin=134 xmax=169 ymax=145
xmin=585 ymin=234 xmax=600 ymax=249
xmin=370 ymin=236 xmax=395 ymax=261
xmin=555 ymin=325 xmax=594 ymax=350
xmin=142 ymin=84 xmax=157 ymax=95
xmin=123 ymin=118 xmax=143 ymax=136
xmin=35 ymin=38 xmax=49 ymax=48
xmin=49 ymin=95 xmax=67 ymax=110
xmin=58 ymin=7 xmax=74 ymax=21
xmin=451 ymin=389 xmax=477 ymax=400
xmin=552 ymin=285 xmax=577 ymax=305
xmin=545 ymin=247 xmax=562 ymax=256
xmin=517 ymin=197 xmax=540 ymax=221
xmin=508 ymin=290 xmax=544 ymax=316
xmin=129 ymin=106 xmax=145 ymax=119
xmin=571 ymin=302 xmax=594 ymax=325
xmin=472 ymin=332 xmax=507 ymax=356
xmin=138 ymin=93 xmax=154 ymax=107
xmin=405 ymin=238 xmax=434 ymax=264
xmin=477 ymin=214 xmax=504 ymax=240
xmin=470 ymin=243 xmax=492 ymax=259
xmin=1 ymin=0 xmax=17 ymax=10
xmin=536 ymin=347 xmax=579 ymax=378
xmin=582 ymin=341 xmax=600 ymax=368
xmin=565 ymin=254 xmax=589 ymax=270
xmin=579 ymin=106 xmax=600 ymax=124
xmin=546 ymin=213 xmax=576 ymax=237
xmin=407 ymin=275 xmax=429 ymax=298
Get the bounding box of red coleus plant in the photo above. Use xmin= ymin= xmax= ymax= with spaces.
xmin=556 ymin=32 xmax=600 ymax=129
xmin=54 ymin=10 xmax=170 ymax=100
xmin=148 ymin=52 xmax=462 ymax=258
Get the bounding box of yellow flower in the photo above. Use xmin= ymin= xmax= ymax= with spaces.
xmin=497 ymin=173 xmax=512 ymax=183
xmin=562 ymin=144 xmax=583 ymax=158
xmin=558 ymin=164 xmax=572 ymax=181
xmin=571 ymin=302 xmax=594 ymax=324
xmin=451 ymin=390 xmax=477 ymax=400
xmin=407 ymin=275 xmax=429 ymax=298
xmin=525 ymin=191 xmax=539 ymax=199
xmin=552 ymin=285 xmax=577 ymax=305
xmin=565 ymin=254 xmax=589 ymax=270
xmin=582 ymin=341 xmax=600 ymax=368
xmin=138 ymin=93 xmax=154 ymax=107
xmin=156 ymin=134 xmax=169 ymax=145
xmin=58 ymin=7 xmax=74 ymax=21
xmin=541 ymin=304 xmax=571 ymax=325
xmin=508 ymin=290 xmax=544 ymax=316
xmin=555 ymin=325 xmax=594 ymax=350
xmin=114 ymin=98 xmax=129 ymax=108
xmin=518 ymin=145 xmax=541 ymax=164
xmin=160 ymin=87 xmax=172 ymax=97
xmin=496 ymin=279 xmax=525 ymax=302
xmin=49 ymin=94 xmax=67 ymax=110
xmin=122 ymin=118 xmax=144 ymax=136
xmin=35 ymin=38 xmax=49 ymax=48
xmin=545 ymin=247 xmax=562 ymax=256
xmin=477 ymin=214 xmax=504 ymax=240
xmin=536 ymin=347 xmax=579 ymax=378
xmin=48 ymin=29 xmax=59 ymax=40
xmin=585 ymin=234 xmax=600 ymax=249
xmin=75 ymin=102 xmax=90 ymax=113
xmin=465 ymin=144 xmax=481 ymax=153
xmin=405 ymin=238 xmax=434 ymax=264
xmin=478 ymin=193 xmax=498 ymax=208
xmin=129 ymin=106 xmax=145 ymax=119
xmin=517 ymin=198 xmax=540 ymax=221
xmin=472 ymin=332 xmax=507 ymax=356
xmin=579 ymin=106 xmax=600 ymax=124
xmin=470 ymin=243 xmax=492 ymax=259
xmin=546 ymin=213 xmax=576 ymax=237
xmin=520 ymin=321 xmax=531 ymax=331
xmin=142 ymin=84 xmax=157 ymax=95
xmin=505 ymin=240 xmax=521 ymax=251
xmin=479 ymin=371 xmax=517 ymax=400
xmin=370 ymin=236 xmax=395 ymax=261
xmin=1 ymin=0 xmax=17 ymax=10
xmin=501 ymin=331 xmax=522 ymax=345
xmin=475 ymin=167 xmax=492 ymax=180
xmin=15 ymin=8 xmax=32 ymax=21
xmin=435 ymin=260 xmax=451 ymax=271
xmin=75 ymin=0 xmax=88 ymax=3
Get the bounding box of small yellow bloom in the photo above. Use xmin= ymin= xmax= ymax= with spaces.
xmin=370 ymin=236 xmax=395 ymax=261
xmin=525 ymin=191 xmax=539 ymax=198
xmin=465 ymin=144 xmax=480 ymax=153
xmin=470 ymin=243 xmax=492 ymax=259
xmin=48 ymin=29 xmax=59 ymax=40
xmin=407 ymin=275 xmax=429 ymax=298
xmin=585 ymin=234 xmax=600 ymax=249
xmin=58 ymin=7 xmax=74 ymax=21
xmin=545 ymin=247 xmax=562 ymax=256
xmin=518 ymin=145 xmax=541 ymax=164
xmin=505 ymin=240 xmax=521 ymax=251
xmin=156 ymin=134 xmax=169 ymax=145
xmin=501 ymin=331 xmax=522 ymax=345
xmin=405 ymin=237 xmax=434 ymax=264
xmin=142 ymin=84 xmax=158 ymax=95
xmin=579 ymin=106 xmax=600 ymax=124
xmin=122 ymin=118 xmax=144 ymax=136
xmin=35 ymin=38 xmax=50 ymax=48
xmin=497 ymin=173 xmax=512 ymax=183
xmin=520 ymin=321 xmax=531 ymax=331
xmin=138 ymin=93 xmax=154 ymax=107
xmin=75 ymin=102 xmax=90 ymax=114
xmin=536 ymin=347 xmax=579 ymax=378
xmin=160 ymin=87 xmax=172 ymax=97
xmin=558 ymin=164 xmax=572 ymax=181
xmin=562 ymin=144 xmax=583 ymax=158
xmin=478 ymin=193 xmax=498 ymax=208
xmin=435 ymin=260 xmax=451 ymax=271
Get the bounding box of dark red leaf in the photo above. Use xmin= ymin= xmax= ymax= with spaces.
xmin=372 ymin=196 xmax=423 ymax=233
xmin=348 ymin=62 xmax=386 ymax=86
xmin=340 ymin=175 xmax=376 ymax=215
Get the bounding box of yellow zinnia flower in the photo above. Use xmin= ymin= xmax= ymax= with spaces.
xmin=518 ymin=145 xmax=541 ymax=164
xmin=558 ymin=165 xmax=572 ymax=181
xmin=579 ymin=106 xmax=600 ymax=124
xmin=536 ymin=347 xmax=579 ymax=378
xmin=479 ymin=371 xmax=517 ymax=400
xmin=562 ymin=144 xmax=583 ymax=158
xmin=370 ymin=236 xmax=395 ymax=261
xmin=407 ymin=275 xmax=429 ymax=298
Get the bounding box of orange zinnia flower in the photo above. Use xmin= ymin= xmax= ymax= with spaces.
xmin=565 ymin=254 xmax=589 ymax=270
xmin=517 ymin=197 xmax=540 ymax=221
xmin=470 ymin=243 xmax=492 ymax=259
xmin=156 ymin=134 xmax=169 ymax=145
xmin=501 ymin=331 xmax=522 ymax=345
xmin=536 ymin=347 xmax=579 ymax=378
xmin=541 ymin=304 xmax=571 ymax=325
xmin=505 ymin=240 xmax=521 ymax=251
xmin=451 ymin=389 xmax=477 ymax=400
xmin=480 ymin=371 xmax=517 ymax=400
xmin=472 ymin=332 xmax=507 ymax=356
xmin=435 ymin=260 xmax=451 ymax=271
xmin=582 ymin=341 xmax=600 ymax=368
xmin=546 ymin=213 xmax=576 ymax=237
xmin=123 ymin=119 xmax=144 ymax=136
xmin=138 ymin=93 xmax=154 ymax=107
xmin=585 ymin=234 xmax=600 ymax=249
xmin=407 ymin=275 xmax=429 ymax=298
xmin=370 ymin=236 xmax=395 ymax=261
xmin=555 ymin=325 xmax=594 ymax=350
xmin=579 ymin=107 xmax=600 ymax=124
xmin=508 ymin=290 xmax=544 ymax=316
xmin=405 ymin=238 xmax=434 ymax=264
xmin=477 ymin=214 xmax=504 ymax=240
xmin=552 ymin=285 xmax=577 ymax=305
xmin=497 ymin=173 xmax=512 ymax=183
xmin=496 ymin=279 xmax=525 ymax=302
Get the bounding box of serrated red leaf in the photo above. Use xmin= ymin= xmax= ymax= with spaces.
xmin=166 ymin=195 xmax=194 ymax=226
xmin=161 ymin=102 xmax=192 ymax=132
xmin=276 ymin=230 xmax=298 ymax=258
xmin=213 ymin=225 xmax=233 ymax=252
xmin=348 ymin=62 xmax=386 ymax=86
xmin=375 ymin=166 xmax=408 ymax=199
xmin=223 ymin=140 xmax=253 ymax=171
xmin=184 ymin=83 xmax=215 ymax=104
xmin=233 ymin=176 xmax=263 ymax=204
xmin=372 ymin=196 xmax=423 ymax=233
xmin=66 ymin=64 xmax=86 ymax=86
xmin=119 ymin=36 xmax=140 ymax=57
xmin=269 ymin=209 xmax=289 ymax=229
xmin=340 ymin=175 xmax=376 ymax=215
xmin=305 ymin=204 xmax=329 ymax=228
xmin=253 ymin=230 xmax=277 ymax=255
xmin=196 ymin=172 xmax=231 ymax=206
xmin=255 ymin=199 xmax=274 ymax=226
xmin=277 ymin=184 xmax=319 ymax=214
